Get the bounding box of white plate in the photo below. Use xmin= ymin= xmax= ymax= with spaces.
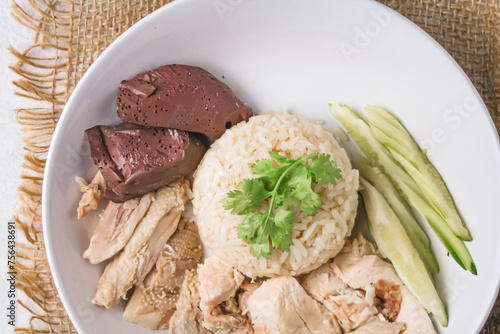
xmin=43 ymin=0 xmax=500 ymax=333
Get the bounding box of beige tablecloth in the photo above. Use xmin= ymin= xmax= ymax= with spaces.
xmin=10 ymin=0 xmax=499 ymax=333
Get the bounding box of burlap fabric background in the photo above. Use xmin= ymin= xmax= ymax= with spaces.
xmin=10 ymin=0 xmax=500 ymax=333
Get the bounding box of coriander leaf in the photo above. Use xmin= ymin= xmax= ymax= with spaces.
xmin=226 ymin=151 xmax=340 ymax=259
xmin=251 ymin=158 xmax=286 ymax=190
xmin=237 ymin=213 xmax=263 ymax=243
xmin=274 ymin=208 xmax=295 ymax=230
xmin=287 ymin=165 xmax=321 ymax=214
xmin=281 ymin=195 xmax=300 ymax=208
xmin=287 ymin=164 xmax=311 ymax=189
xmin=272 ymin=208 xmax=295 ymax=252
xmin=290 ymin=184 xmax=322 ymax=215
xmin=269 ymin=151 xmax=294 ymax=166
xmin=276 ymin=185 xmax=299 ymax=208
xmin=274 ymin=177 xmax=297 ymax=208
xmin=237 ymin=212 xmax=272 ymax=259
xmin=307 ymin=153 xmax=342 ymax=185
xmin=223 ymin=179 xmax=270 ymax=215
xmin=268 ymin=209 xmax=294 ymax=254
xmin=270 ymin=232 xmax=292 ymax=253
xmin=251 ymin=158 xmax=274 ymax=177
xmin=250 ymin=241 xmax=271 ymax=259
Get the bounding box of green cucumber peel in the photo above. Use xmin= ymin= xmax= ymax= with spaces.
xmin=329 ymin=103 xmax=476 ymax=273
xmin=399 ymin=182 xmax=476 ymax=275
xmin=355 ymin=156 xmax=439 ymax=274
xmin=360 ymin=177 xmax=448 ymax=326
xmin=328 ymin=104 xmax=424 ymax=198
xmin=365 ymin=105 xmax=471 ymax=241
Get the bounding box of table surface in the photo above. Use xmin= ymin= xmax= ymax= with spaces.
xmin=0 ymin=1 xmax=497 ymax=333
xmin=1 ymin=0 xmax=32 ymax=332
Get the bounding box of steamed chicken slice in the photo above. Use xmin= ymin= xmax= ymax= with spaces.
xmin=394 ymin=289 xmax=436 ymax=334
xmin=300 ymin=235 xmax=436 ymax=333
xmin=300 ymin=235 xmax=378 ymax=305
xmin=134 ymin=208 xmax=183 ymax=285
xmin=300 ymin=259 xmax=348 ymax=301
xmin=169 ymin=257 xmax=251 ymax=333
xmin=198 ymin=256 xmax=245 ymax=310
xmin=94 ymin=207 xmax=183 ymax=308
xmin=76 ymin=171 xmax=106 ymax=218
xmin=169 ymin=270 xmax=211 ymax=334
xmin=332 ymin=236 xmax=436 ymax=334
xmin=324 ymin=290 xmax=379 ymax=332
xmin=123 ymin=222 xmax=203 ymax=329
xmin=201 ymin=297 xmax=249 ymax=333
xmin=301 ymin=260 xmax=379 ymax=332
xmin=83 ymin=193 xmax=153 ymax=264
xmin=246 ymin=276 xmax=341 ymax=334
xmin=198 ymin=256 xmax=247 ymax=332
xmin=92 ymin=180 xmax=189 ymax=309
xmin=349 ymin=317 xmax=405 ymax=334
xmin=238 ymin=281 xmax=262 ymax=314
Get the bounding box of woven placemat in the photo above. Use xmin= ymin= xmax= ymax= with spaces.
xmin=10 ymin=0 xmax=499 ymax=333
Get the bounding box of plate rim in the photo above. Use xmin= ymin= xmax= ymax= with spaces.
xmin=42 ymin=0 xmax=500 ymax=333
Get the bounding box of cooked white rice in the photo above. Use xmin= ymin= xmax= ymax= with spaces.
xmin=192 ymin=113 xmax=359 ymax=278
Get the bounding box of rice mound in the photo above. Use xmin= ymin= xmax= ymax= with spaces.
xmin=192 ymin=113 xmax=359 ymax=278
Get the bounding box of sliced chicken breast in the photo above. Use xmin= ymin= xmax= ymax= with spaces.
xmin=123 ymin=222 xmax=203 ymax=329
xmin=92 ymin=180 xmax=189 ymax=309
xmin=395 ymin=287 xmax=436 ymax=334
xmin=169 ymin=270 xmax=211 ymax=334
xmin=134 ymin=208 xmax=183 ymax=285
xmin=238 ymin=281 xmax=262 ymax=314
xmin=300 ymin=235 xmax=435 ymax=334
xmin=300 ymin=260 xmax=347 ymax=301
xmin=198 ymin=256 xmax=248 ymax=332
xmin=228 ymin=325 xmax=255 ymax=334
xmin=349 ymin=316 xmax=405 ymax=334
xmin=198 ymin=256 xmax=245 ymax=310
xmin=83 ymin=193 xmax=153 ymax=264
xmin=324 ymin=290 xmax=379 ymax=332
xmin=301 ymin=260 xmax=378 ymax=332
xmin=246 ymin=276 xmax=341 ymax=334
xmin=169 ymin=257 xmax=252 ymax=333
xmin=332 ymin=236 xmax=436 ymax=334
xmin=202 ymin=300 xmax=249 ymax=333
xmin=77 ymin=171 xmax=106 ymax=219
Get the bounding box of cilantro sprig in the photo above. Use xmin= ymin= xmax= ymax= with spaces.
xmin=223 ymin=152 xmax=342 ymax=259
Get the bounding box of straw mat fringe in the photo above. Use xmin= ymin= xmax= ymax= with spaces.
xmin=9 ymin=0 xmax=499 ymax=333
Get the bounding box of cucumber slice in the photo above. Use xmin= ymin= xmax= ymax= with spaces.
xmin=360 ymin=177 xmax=448 ymax=327
xmin=356 ymin=157 xmax=439 ymax=274
xmin=399 ymin=181 xmax=476 ymax=275
xmin=365 ymin=105 xmax=471 ymax=241
xmin=328 ymin=104 xmax=423 ymax=196
xmin=329 ymin=103 xmax=476 ymax=274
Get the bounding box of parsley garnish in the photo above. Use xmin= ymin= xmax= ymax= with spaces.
xmin=223 ymin=152 xmax=342 ymax=259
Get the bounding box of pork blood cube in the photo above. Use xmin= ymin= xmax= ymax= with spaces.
xmin=116 ymin=64 xmax=252 ymax=138
xmin=85 ymin=123 xmax=205 ymax=202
